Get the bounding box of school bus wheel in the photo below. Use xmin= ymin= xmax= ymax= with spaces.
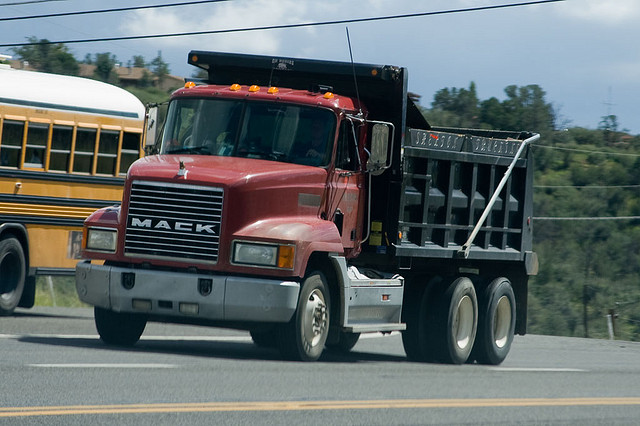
xmin=0 ymin=236 xmax=26 ymax=316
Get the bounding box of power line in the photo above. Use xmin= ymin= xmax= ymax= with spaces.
xmin=0 ymin=0 xmax=565 ymax=47
xmin=532 ymin=144 xmax=640 ymax=158
xmin=0 ymin=0 xmax=66 ymax=7
xmin=0 ymin=0 xmax=231 ymax=22
xmin=534 ymin=216 xmax=640 ymax=221
xmin=535 ymin=184 xmax=640 ymax=189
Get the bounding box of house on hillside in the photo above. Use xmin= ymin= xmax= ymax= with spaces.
xmin=8 ymin=60 xmax=183 ymax=91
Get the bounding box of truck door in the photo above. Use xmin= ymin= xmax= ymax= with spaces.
xmin=328 ymin=118 xmax=365 ymax=255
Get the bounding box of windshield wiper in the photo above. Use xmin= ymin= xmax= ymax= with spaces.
xmin=269 ymin=151 xmax=289 ymax=162
xmin=166 ymin=146 xmax=212 ymax=155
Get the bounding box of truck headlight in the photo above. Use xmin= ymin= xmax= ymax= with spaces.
xmin=85 ymin=227 xmax=118 ymax=252
xmin=232 ymin=241 xmax=295 ymax=269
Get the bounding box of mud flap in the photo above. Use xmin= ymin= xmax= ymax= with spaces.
xmin=18 ymin=275 xmax=36 ymax=308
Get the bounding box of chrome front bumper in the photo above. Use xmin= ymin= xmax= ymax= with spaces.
xmin=75 ymin=261 xmax=300 ymax=323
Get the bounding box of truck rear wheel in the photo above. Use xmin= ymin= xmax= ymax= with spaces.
xmin=471 ymin=277 xmax=516 ymax=365
xmin=277 ymin=271 xmax=330 ymax=361
xmin=0 ymin=236 xmax=26 ymax=316
xmin=401 ymin=277 xmax=439 ymax=362
xmin=434 ymin=277 xmax=478 ymax=364
xmin=94 ymin=307 xmax=147 ymax=347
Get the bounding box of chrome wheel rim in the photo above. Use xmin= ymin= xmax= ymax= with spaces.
xmin=454 ymin=295 xmax=475 ymax=350
xmin=493 ymin=295 xmax=512 ymax=348
xmin=302 ymin=289 xmax=327 ymax=349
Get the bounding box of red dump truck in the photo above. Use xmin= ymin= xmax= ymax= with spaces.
xmin=76 ymin=51 xmax=539 ymax=364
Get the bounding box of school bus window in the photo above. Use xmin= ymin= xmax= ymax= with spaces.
xmin=73 ymin=127 xmax=97 ymax=173
xmin=119 ymin=131 xmax=141 ymax=175
xmin=24 ymin=122 xmax=48 ymax=168
xmin=96 ymin=129 xmax=119 ymax=175
xmin=0 ymin=120 xmax=25 ymax=168
xmin=49 ymin=125 xmax=73 ymax=172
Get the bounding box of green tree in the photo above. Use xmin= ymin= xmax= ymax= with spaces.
xmin=132 ymin=55 xmax=146 ymax=68
xmin=12 ymin=36 xmax=79 ymax=75
xmin=598 ymin=114 xmax=619 ymax=145
xmin=150 ymin=51 xmax=170 ymax=82
xmin=483 ymin=84 xmax=555 ymax=134
xmin=430 ymin=82 xmax=479 ymax=128
xmin=93 ymin=52 xmax=119 ymax=84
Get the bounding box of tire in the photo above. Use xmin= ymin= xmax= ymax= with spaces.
xmin=325 ymin=331 xmax=360 ymax=353
xmin=433 ymin=277 xmax=478 ymax=364
xmin=277 ymin=271 xmax=330 ymax=361
xmin=250 ymin=328 xmax=277 ymax=348
xmin=0 ymin=236 xmax=26 ymax=316
xmin=401 ymin=277 xmax=440 ymax=362
xmin=472 ymin=277 xmax=516 ymax=365
xmin=94 ymin=307 xmax=147 ymax=347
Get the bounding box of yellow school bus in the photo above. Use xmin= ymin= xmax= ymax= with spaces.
xmin=0 ymin=66 xmax=145 ymax=314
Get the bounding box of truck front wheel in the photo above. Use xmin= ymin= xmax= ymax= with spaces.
xmin=0 ymin=236 xmax=26 ymax=316
xmin=94 ymin=307 xmax=147 ymax=347
xmin=278 ymin=271 xmax=330 ymax=361
xmin=471 ymin=277 xmax=516 ymax=365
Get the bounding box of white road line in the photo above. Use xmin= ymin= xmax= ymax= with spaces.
xmin=489 ymin=367 xmax=587 ymax=372
xmin=0 ymin=332 xmax=397 ymax=341
xmin=27 ymin=364 xmax=177 ymax=369
xmin=0 ymin=333 xmax=251 ymax=342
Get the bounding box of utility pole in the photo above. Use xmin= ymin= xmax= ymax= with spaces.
xmin=583 ymin=285 xmax=589 ymax=338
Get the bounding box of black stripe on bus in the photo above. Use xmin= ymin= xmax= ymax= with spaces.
xmin=0 ymin=193 xmax=120 ymax=209
xmin=0 ymin=168 xmax=125 ymax=186
xmin=0 ymin=215 xmax=85 ymax=227
xmin=0 ymin=97 xmax=141 ymax=119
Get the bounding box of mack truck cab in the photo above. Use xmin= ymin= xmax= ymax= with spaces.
xmin=77 ymin=51 xmax=538 ymax=364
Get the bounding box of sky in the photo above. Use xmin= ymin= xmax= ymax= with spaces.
xmin=1 ymin=0 xmax=639 ymax=134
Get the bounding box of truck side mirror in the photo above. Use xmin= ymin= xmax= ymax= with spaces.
xmin=367 ymin=123 xmax=390 ymax=176
xmin=145 ymin=106 xmax=158 ymax=148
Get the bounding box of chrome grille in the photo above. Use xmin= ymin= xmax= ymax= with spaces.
xmin=124 ymin=181 xmax=223 ymax=263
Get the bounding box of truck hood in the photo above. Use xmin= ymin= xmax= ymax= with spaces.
xmin=127 ymin=155 xmax=328 ymax=187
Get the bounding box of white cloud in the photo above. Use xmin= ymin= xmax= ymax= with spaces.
xmin=558 ymin=0 xmax=640 ymax=24
xmin=119 ymin=0 xmax=394 ymax=56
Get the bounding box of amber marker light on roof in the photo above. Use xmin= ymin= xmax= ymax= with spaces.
xmin=230 ymin=84 xmax=241 ymax=91
xmin=184 ymin=81 xmax=196 ymax=88
xmin=267 ymin=86 xmax=279 ymax=94
xmin=323 ymin=92 xmax=334 ymax=99
xmin=249 ymin=85 xmax=260 ymax=92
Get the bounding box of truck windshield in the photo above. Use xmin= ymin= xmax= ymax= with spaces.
xmin=161 ymin=98 xmax=336 ymax=166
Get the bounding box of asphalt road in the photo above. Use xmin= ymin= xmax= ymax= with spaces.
xmin=1 ymin=307 xmax=640 ymax=425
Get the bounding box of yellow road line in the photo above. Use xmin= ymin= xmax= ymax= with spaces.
xmin=1 ymin=397 xmax=640 ymax=418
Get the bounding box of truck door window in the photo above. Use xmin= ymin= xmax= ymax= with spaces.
xmin=336 ymin=119 xmax=359 ymax=171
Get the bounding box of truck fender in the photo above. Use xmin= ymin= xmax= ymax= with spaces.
xmin=233 ymin=217 xmax=344 ymax=277
xmin=84 ymin=205 xmax=120 ymax=226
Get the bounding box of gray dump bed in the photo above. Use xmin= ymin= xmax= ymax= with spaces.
xmin=391 ymin=127 xmax=536 ymax=264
